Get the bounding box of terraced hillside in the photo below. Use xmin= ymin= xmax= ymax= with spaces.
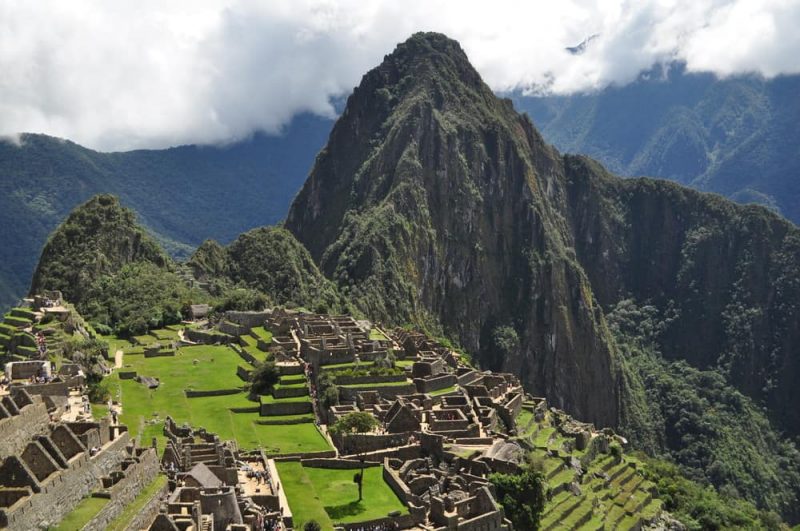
xmin=516 ymin=403 xmax=662 ymax=530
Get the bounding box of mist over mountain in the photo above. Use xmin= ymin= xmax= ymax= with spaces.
xmin=514 ymin=64 xmax=800 ymax=224
xmin=0 ymin=113 xmax=333 ymax=310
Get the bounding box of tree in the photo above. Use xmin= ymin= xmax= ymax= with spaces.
xmin=249 ymin=360 xmax=280 ymax=395
xmin=303 ymin=521 xmax=322 ymax=531
xmin=330 ymin=411 xmax=379 ymax=502
xmin=489 ymin=465 xmax=545 ymax=531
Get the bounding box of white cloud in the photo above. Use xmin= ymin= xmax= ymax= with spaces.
xmin=1 ymin=0 xmax=798 ymax=150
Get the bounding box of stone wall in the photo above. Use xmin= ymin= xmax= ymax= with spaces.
xmin=272 ymin=386 xmax=309 ymax=399
xmin=300 ymin=458 xmax=377 ymax=469
xmin=219 ymin=320 xmax=247 ymax=337
xmin=415 ymin=374 xmax=457 ymax=394
xmin=333 ymin=374 xmax=407 ymax=386
xmin=225 ymin=311 xmax=269 ymax=329
xmin=0 ymin=431 xmax=130 ymax=530
xmin=0 ymin=397 xmax=49 ymax=461
xmin=260 ymin=401 xmax=312 ymax=416
xmin=185 ymin=329 xmax=232 ymax=345
xmin=121 ymin=478 xmax=169 ymax=531
xmin=82 ymin=449 xmax=160 ymax=531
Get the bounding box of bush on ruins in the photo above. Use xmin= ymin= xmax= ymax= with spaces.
xmin=249 ymin=360 xmax=280 ymax=395
xmin=489 ymin=457 xmax=546 ymax=531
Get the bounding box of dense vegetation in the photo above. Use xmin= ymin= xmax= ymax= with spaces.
xmin=0 ymin=113 xmax=333 ymax=310
xmin=608 ymin=299 xmax=800 ymax=522
xmin=515 ymin=65 xmax=800 ymax=225
xmin=641 ymin=456 xmax=785 ymax=530
xmin=489 ymin=462 xmax=546 ymax=530
xmin=189 ymin=227 xmax=349 ymax=313
xmin=30 ymin=194 xmax=169 ymax=304
xmin=82 ymin=262 xmax=202 ymax=336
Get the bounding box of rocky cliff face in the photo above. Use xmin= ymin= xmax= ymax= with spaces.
xmin=286 ymin=32 xmax=800 ymax=442
xmin=286 ymin=33 xmax=621 ymax=428
xmin=565 ymin=157 xmax=800 ymax=436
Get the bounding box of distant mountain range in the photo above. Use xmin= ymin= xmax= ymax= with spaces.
xmin=0 ymin=113 xmax=333 ymax=309
xmin=514 ymin=64 xmax=800 ymax=223
xmin=2 ymin=62 xmax=798 ymax=314
xmin=28 ymin=33 xmax=800 ymax=522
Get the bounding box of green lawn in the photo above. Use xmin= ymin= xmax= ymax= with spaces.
xmin=106 ymin=344 xmax=329 ymax=453
xmin=368 ymin=328 xmax=387 ymax=341
xmin=52 ymin=495 xmax=109 ymax=530
xmin=429 ymin=385 xmax=458 ymax=396
xmin=250 ymin=327 xmax=273 ymax=343
xmin=277 ymin=463 xmax=407 ymax=530
xmin=106 ymin=475 xmax=167 ymax=531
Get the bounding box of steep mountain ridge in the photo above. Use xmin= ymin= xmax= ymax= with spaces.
xmin=285 ymin=32 xmax=800 ymax=518
xmin=515 ymin=66 xmax=800 ymax=224
xmin=287 ymin=32 xmax=622 ymax=428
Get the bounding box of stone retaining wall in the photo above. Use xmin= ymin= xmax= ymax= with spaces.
xmin=272 ymin=386 xmax=309 ymax=399
xmin=82 ymin=450 xmax=160 ymax=531
xmin=0 ymin=398 xmax=49 ymax=461
xmin=333 ymin=373 xmax=407 ymax=386
xmin=259 ymin=401 xmax=312 ymax=416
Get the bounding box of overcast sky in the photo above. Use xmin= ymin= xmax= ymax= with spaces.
xmin=1 ymin=0 xmax=799 ymax=151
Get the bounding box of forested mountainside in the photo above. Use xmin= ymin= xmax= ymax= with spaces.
xmin=0 ymin=113 xmax=333 ymax=310
xmin=514 ymin=65 xmax=800 ymax=224
xmin=285 ymin=33 xmax=800 ymax=520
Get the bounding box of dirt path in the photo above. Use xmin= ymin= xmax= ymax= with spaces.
xmin=114 ymin=349 xmax=123 ymax=368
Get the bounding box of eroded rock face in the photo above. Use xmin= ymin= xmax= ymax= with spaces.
xmin=286 ymin=32 xmax=621 ymax=428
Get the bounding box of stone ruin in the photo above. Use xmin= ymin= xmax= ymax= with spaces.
xmin=0 ymin=388 xmax=159 ymax=530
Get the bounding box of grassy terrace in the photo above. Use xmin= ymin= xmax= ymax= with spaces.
xmin=52 ymin=496 xmax=109 ymax=531
xmin=107 ymin=342 xmax=330 ymax=454
xmin=520 ymin=411 xmax=663 ymax=529
xmin=106 ymin=474 xmax=168 ymax=531
xmin=429 ymin=385 xmax=458 ymax=396
xmin=250 ymin=326 xmax=273 ymax=343
xmin=277 ymin=462 xmax=408 ymax=530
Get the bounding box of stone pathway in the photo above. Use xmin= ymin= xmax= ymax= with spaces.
xmin=114 ymin=349 xmax=123 ymax=369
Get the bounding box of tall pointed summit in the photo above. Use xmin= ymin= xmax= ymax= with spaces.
xmin=286 ymin=32 xmax=622 ymax=427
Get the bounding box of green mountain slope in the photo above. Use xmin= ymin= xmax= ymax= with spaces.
xmin=514 ymin=65 xmax=800 ymax=224
xmin=286 ymin=32 xmax=622 ymax=430
xmin=285 ymin=33 xmax=800 ymax=521
xmin=188 ymin=227 xmax=346 ymax=313
xmin=0 ymin=113 xmax=333 ymax=310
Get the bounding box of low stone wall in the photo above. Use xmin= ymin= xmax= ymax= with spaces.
xmin=219 ymin=320 xmax=247 ymax=337
xmin=339 ymin=383 xmax=416 ymax=402
xmin=339 ymin=513 xmax=417 ymax=530
xmin=143 ymin=349 xmax=175 ymax=358
xmin=225 ymin=311 xmax=269 ymax=329
xmin=184 ymin=388 xmax=241 ymax=398
xmin=254 ymin=416 xmax=312 ymax=425
xmin=277 ymin=364 xmax=303 ymax=376
xmin=336 ymin=432 xmax=413 ymax=456
xmin=233 ymin=345 xmax=259 ymax=366
xmin=185 ymin=328 xmax=232 ymax=345
xmin=121 ymin=478 xmax=169 ymax=531
xmin=272 ymin=386 xmax=309 ymax=399
xmin=300 ymin=458 xmax=378 ymax=469
xmin=118 ymin=371 xmax=137 ymax=380
xmin=415 ymin=374 xmax=457 ymax=394
xmin=236 ymin=365 xmax=252 ymax=381
xmin=260 ymin=401 xmax=312 ymax=416
xmin=383 ymin=460 xmax=412 ymax=504
xmin=333 ymin=373 xmax=407 ymax=386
